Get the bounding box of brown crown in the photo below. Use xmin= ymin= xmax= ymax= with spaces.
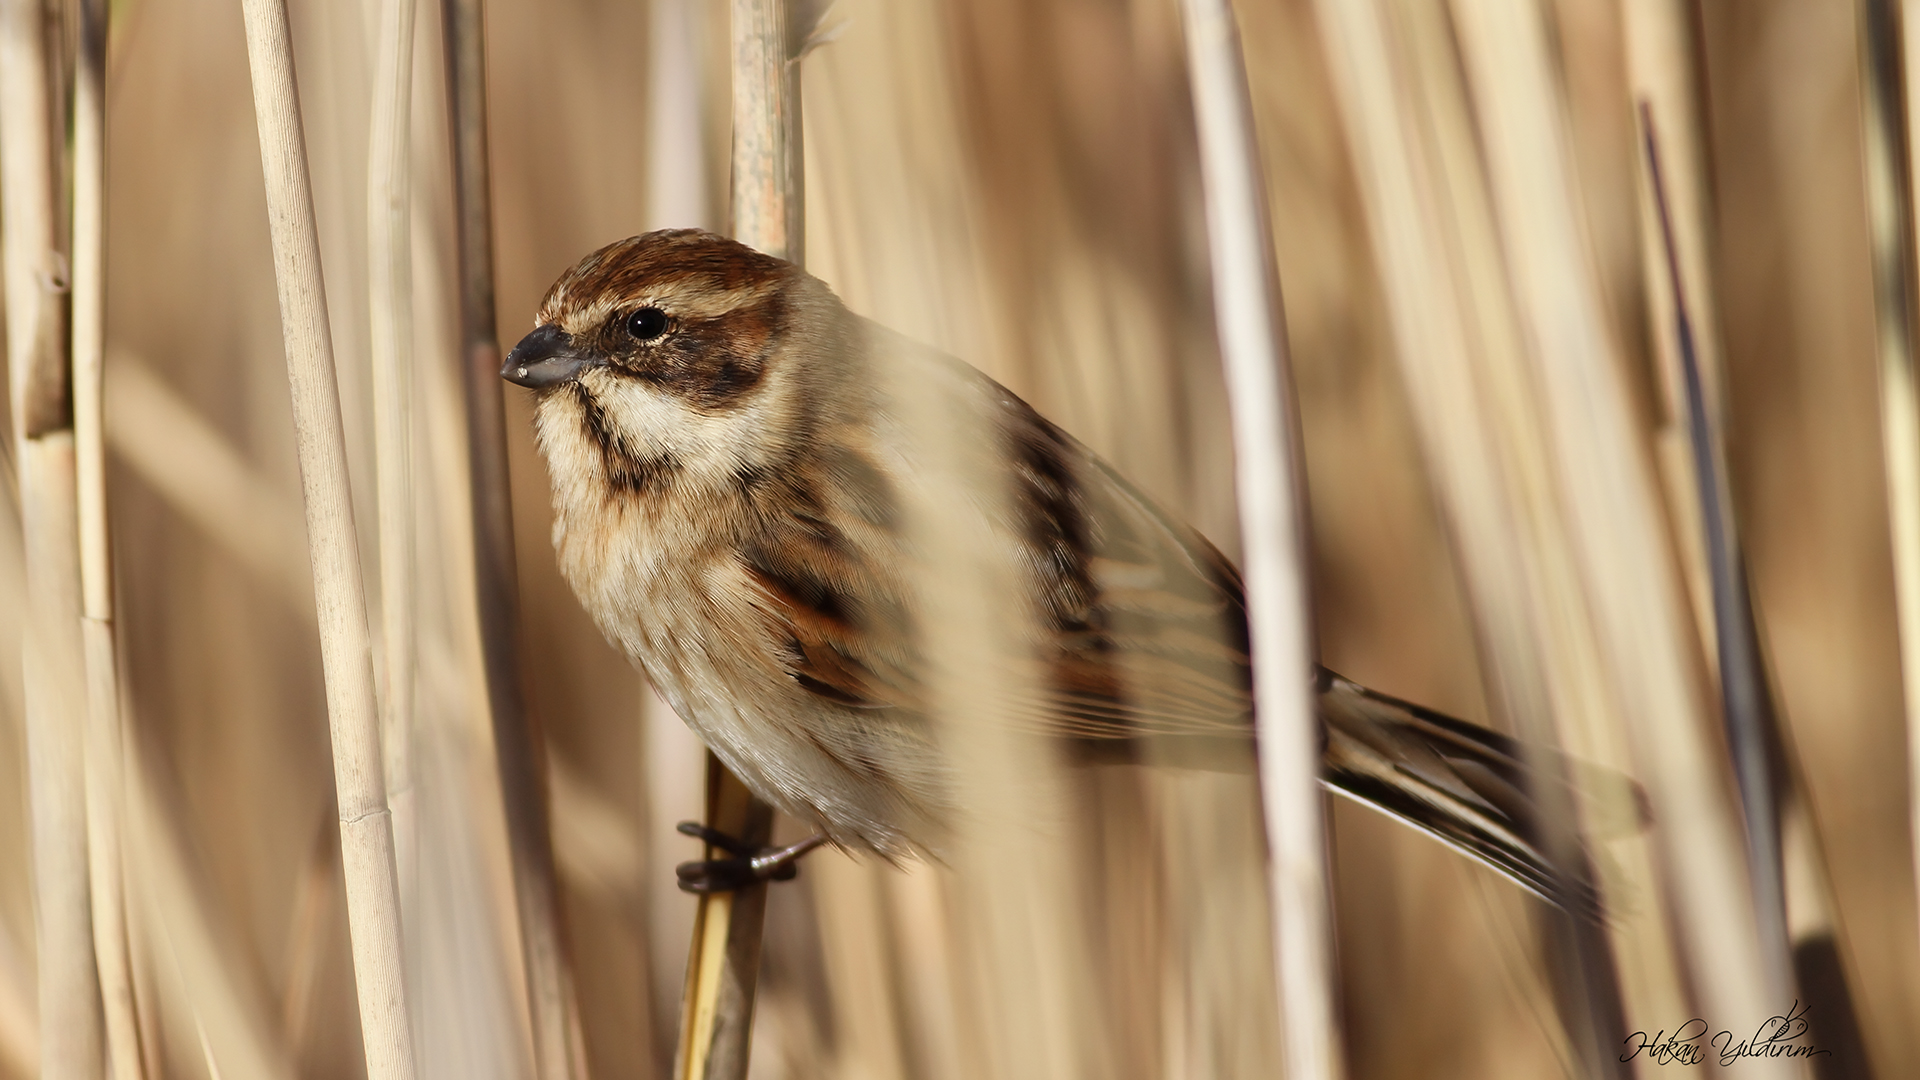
xmin=536 ymin=229 xmax=791 ymax=325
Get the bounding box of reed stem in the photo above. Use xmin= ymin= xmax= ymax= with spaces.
xmin=1640 ymin=100 xmax=1791 ymax=993
xmin=673 ymin=764 xmax=774 ymax=1080
xmin=236 ymin=0 xmax=417 ymax=1074
xmin=70 ymin=0 xmax=145 ymax=1071
xmin=369 ymin=0 xmax=419 ymax=921
xmin=730 ymin=0 xmax=804 ymax=266
xmin=439 ymin=0 xmax=588 ymax=1074
xmin=1176 ymin=1 xmax=1340 ymax=1077
xmin=1449 ymin=0 xmax=1794 ymax=1045
xmin=1313 ymin=1 xmax=1692 ymax=1069
xmin=3 ymin=0 xmax=105 ymax=1074
xmin=1862 ymin=0 xmax=1920 ymax=1011
xmin=675 ymin=3 xmax=805 ymax=1078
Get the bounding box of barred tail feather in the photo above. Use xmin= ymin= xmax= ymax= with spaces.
xmin=1315 ymin=669 xmax=1625 ymax=922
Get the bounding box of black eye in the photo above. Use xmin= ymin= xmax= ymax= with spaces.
xmin=626 ymin=306 xmax=669 ymax=341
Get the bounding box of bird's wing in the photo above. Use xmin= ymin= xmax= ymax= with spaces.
xmin=964 ymin=357 xmax=1641 ymax=917
xmin=751 ymin=334 xmax=1635 ymax=912
xmin=743 ymin=331 xmax=1253 ymax=746
xmin=734 ymin=483 xmax=925 ymax=714
xmin=1020 ymin=419 xmax=1259 ymax=745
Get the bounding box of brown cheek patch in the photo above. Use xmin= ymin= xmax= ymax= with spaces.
xmin=644 ymin=292 xmax=783 ymax=409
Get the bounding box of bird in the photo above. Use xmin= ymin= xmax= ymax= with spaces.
xmin=502 ymin=228 xmax=1632 ymax=912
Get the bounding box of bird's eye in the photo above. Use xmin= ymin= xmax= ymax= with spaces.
xmin=626 ymin=306 xmax=669 ymax=341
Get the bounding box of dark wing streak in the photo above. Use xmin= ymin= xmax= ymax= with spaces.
xmin=784 ymin=636 xmax=892 ymax=709
xmin=973 ymin=367 xmax=1256 ymax=745
xmin=1321 ymin=723 xmax=1601 ymax=918
xmin=1319 ymin=674 xmax=1630 ymax=921
xmin=747 ymin=572 xmax=905 ymax=710
xmin=1336 ymin=673 xmax=1650 ymax=837
xmin=886 ymin=334 xmax=1250 ymax=738
xmin=1322 ymin=779 xmax=1603 ymax=919
xmin=734 ymin=436 xmax=923 ymax=715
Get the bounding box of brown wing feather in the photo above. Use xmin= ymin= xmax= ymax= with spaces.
xmin=741 ymin=559 xmax=893 ymax=709
xmin=741 ymin=330 xmax=1252 ymax=745
xmin=988 ymin=369 xmax=1255 ymax=747
xmin=735 ymin=329 xmax=1632 ymax=913
xmin=734 ymin=454 xmax=921 ymax=713
xmin=955 ymin=355 xmax=1630 ymax=916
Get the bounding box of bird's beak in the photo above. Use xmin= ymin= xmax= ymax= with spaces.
xmin=502 ymin=324 xmax=596 ymax=388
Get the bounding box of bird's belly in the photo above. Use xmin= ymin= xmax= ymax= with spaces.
xmin=638 ymin=618 xmax=945 ymax=859
xmin=559 ymin=514 xmax=943 ymax=857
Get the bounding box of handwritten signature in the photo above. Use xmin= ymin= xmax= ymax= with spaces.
xmin=1621 ymin=1001 xmax=1830 ymax=1066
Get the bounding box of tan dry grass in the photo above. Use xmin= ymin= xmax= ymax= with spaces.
xmin=1 ymin=0 xmax=1915 ymax=1078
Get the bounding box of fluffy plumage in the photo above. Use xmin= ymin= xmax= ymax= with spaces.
xmin=507 ymin=229 xmax=1627 ymax=911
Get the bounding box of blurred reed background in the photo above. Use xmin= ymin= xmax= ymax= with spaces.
xmin=1 ymin=0 xmax=1916 ymax=1077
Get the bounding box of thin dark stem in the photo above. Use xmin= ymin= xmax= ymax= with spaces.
xmin=1642 ymin=100 xmax=1787 ymax=967
xmin=440 ymin=2 xmax=584 ymax=1075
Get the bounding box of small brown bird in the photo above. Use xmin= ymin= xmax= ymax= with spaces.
xmin=505 ymin=229 xmax=1614 ymax=908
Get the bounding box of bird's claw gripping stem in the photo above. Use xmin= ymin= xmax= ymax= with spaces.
xmin=675 ymin=822 xmax=828 ymax=893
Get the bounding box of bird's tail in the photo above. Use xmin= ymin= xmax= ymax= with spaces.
xmin=1315 ymin=668 xmax=1645 ymax=922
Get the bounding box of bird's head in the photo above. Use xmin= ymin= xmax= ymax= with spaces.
xmin=503 ymin=229 xmax=858 ymax=506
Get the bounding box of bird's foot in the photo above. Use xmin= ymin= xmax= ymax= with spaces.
xmin=675 ymin=822 xmax=828 ymax=894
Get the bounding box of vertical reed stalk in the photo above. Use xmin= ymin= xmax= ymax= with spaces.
xmin=1176 ymin=1 xmax=1340 ymax=1078
xmin=1314 ymin=0 xmax=1671 ymax=1068
xmin=1628 ymin=0 xmax=1792 ymax=952
xmin=675 ymin=3 xmax=804 ymax=1078
xmin=1644 ymin=96 xmax=1874 ymax=1067
xmin=1623 ymin=0 xmax=1727 ymax=424
xmin=1630 ymin=0 xmax=1869 ymax=1055
xmin=369 ymin=0 xmax=419 ymax=913
xmin=673 ymin=763 xmax=773 ymax=1080
xmin=1863 ymin=0 xmax=1920 ymax=1000
xmin=1448 ymin=0 xmax=1795 ymax=1047
xmin=439 ymin=0 xmax=588 ymax=1074
xmin=2 ymin=0 xmax=106 ymax=1075
xmin=1640 ymin=101 xmax=1790 ymax=996
xmin=730 ymin=0 xmax=804 ymax=264
xmin=70 ymin=0 xmax=144 ymax=1072
xmin=235 ymin=0 xmax=417 ymax=1076
xmin=1622 ymin=0 xmax=1724 ymax=679
xmin=0 ymin=470 xmax=34 ymax=1080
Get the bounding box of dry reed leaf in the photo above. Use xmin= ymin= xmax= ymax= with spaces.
xmin=1701 ymin=2 xmax=1920 ymax=1071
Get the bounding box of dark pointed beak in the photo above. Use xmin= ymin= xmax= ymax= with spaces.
xmin=502 ymin=324 xmax=596 ymax=388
